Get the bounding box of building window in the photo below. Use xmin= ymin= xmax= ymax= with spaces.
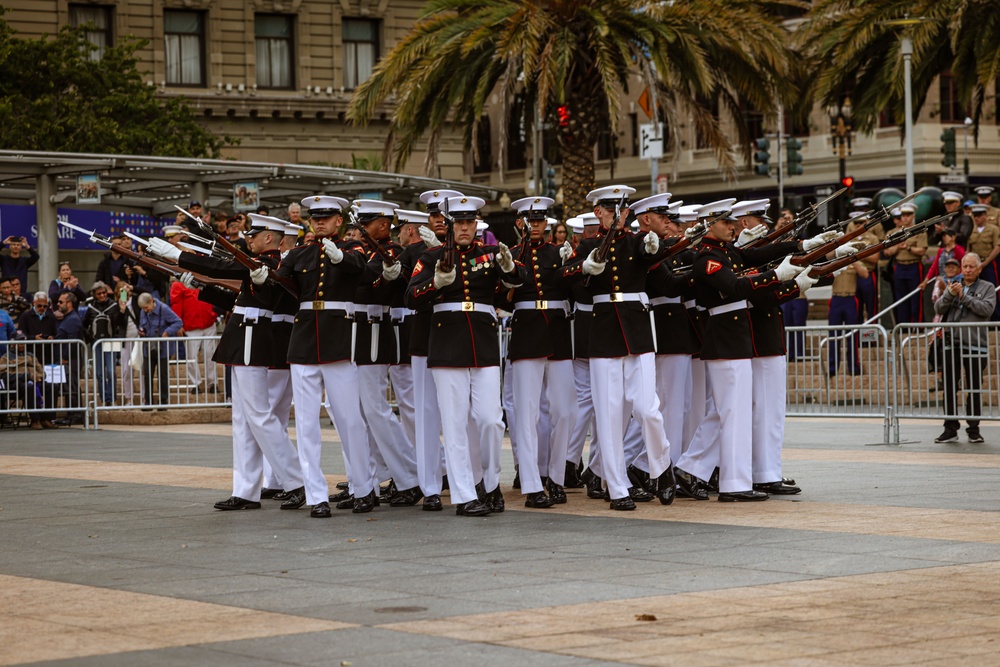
xmin=939 ymin=71 xmax=967 ymax=123
xmin=343 ymin=19 xmax=379 ymax=90
xmin=164 ymin=10 xmax=206 ymax=86
xmin=255 ymin=14 xmax=294 ymax=89
xmin=69 ymin=4 xmax=113 ymax=60
xmin=506 ymin=96 xmax=528 ymax=171
xmin=473 ymin=116 xmax=492 ymax=174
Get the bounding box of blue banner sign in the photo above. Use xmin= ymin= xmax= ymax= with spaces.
xmin=0 ymin=204 xmax=161 ymax=250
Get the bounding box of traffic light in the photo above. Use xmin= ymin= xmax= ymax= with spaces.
xmin=840 ymin=176 xmax=854 ymax=188
xmin=940 ymin=128 xmax=957 ymax=167
xmin=753 ymin=137 xmax=770 ymax=177
xmin=786 ymin=137 xmax=804 ymax=176
xmin=542 ymin=162 xmax=557 ymax=198
xmin=556 ymin=105 xmax=570 ymax=128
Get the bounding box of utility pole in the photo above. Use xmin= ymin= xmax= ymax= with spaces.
xmin=777 ymin=104 xmax=785 ymax=209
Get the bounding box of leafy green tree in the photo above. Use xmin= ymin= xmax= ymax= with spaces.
xmin=0 ymin=10 xmax=234 ymax=157
xmin=349 ymin=0 xmax=799 ymax=215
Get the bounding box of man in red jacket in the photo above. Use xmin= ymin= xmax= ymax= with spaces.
xmin=170 ymin=279 xmax=219 ymax=395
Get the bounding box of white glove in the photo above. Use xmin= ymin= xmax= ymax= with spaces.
xmin=419 ymin=225 xmax=442 ymax=249
xmin=774 ymin=255 xmax=807 ymax=281
xmin=582 ymin=250 xmax=606 ymax=276
xmin=496 ymin=242 xmax=515 ymax=273
xmin=559 ymin=241 xmax=573 ymax=263
xmin=382 ymin=262 xmax=402 ymax=281
xmin=322 ymin=238 xmax=344 ymax=263
xmin=643 ymin=231 xmax=660 ymax=255
xmin=795 ymin=270 xmax=819 ymax=293
xmin=148 ymin=237 xmax=181 ymax=262
xmin=834 ymin=241 xmax=867 ymax=258
xmin=735 ymin=224 xmax=768 ymax=248
xmin=179 ymin=271 xmax=195 ymax=289
xmin=250 ymin=265 xmax=269 ymax=285
xmin=433 ymin=260 xmax=456 ymax=289
xmin=683 ymin=225 xmax=703 ymax=247
xmin=802 ymin=230 xmax=842 ymax=252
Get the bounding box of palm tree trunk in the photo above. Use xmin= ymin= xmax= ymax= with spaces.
xmin=558 ymin=93 xmax=601 ymax=217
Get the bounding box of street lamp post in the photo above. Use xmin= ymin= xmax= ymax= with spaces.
xmin=901 ymin=34 xmax=915 ymax=194
xmin=829 ymin=97 xmax=853 ymax=219
xmin=963 ymin=116 xmax=973 ymax=197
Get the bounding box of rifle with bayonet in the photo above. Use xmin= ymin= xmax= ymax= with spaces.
xmin=807 ymin=214 xmax=942 ymax=278
xmin=348 ymin=209 xmax=398 ymax=267
xmin=506 ymin=207 xmax=535 ymax=300
xmin=743 ymin=187 xmax=848 ymax=250
xmin=173 ymin=206 xmax=299 ymax=298
xmin=584 ymin=193 xmax=628 ymax=287
xmin=59 ymin=222 xmax=241 ymax=293
xmin=438 ymin=198 xmax=457 ymax=273
xmin=663 ymin=210 xmax=730 ymax=259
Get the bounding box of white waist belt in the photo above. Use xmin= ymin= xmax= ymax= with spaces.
xmin=433 ymin=302 xmax=497 ymax=318
xmin=272 ymin=314 xmax=294 ymax=324
xmin=233 ymin=306 xmax=273 ymax=320
xmin=650 ymin=296 xmax=681 ymax=307
xmin=299 ymin=300 xmax=354 ymax=313
xmin=708 ymin=300 xmax=748 ymax=316
xmin=593 ymin=292 xmax=648 ymax=305
xmin=358 ymin=304 xmax=390 ymax=319
xmin=685 ymin=299 xmax=698 ymax=309
xmin=390 ymin=307 xmax=415 ymax=320
xmin=513 ymin=299 xmax=570 ymax=313
xmin=574 ymin=303 xmax=593 ymax=313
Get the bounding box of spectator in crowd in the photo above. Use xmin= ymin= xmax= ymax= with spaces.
xmin=551 ymin=222 xmax=569 ymax=246
xmin=921 ymin=228 xmax=965 ymax=292
xmin=827 ymin=255 xmax=869 ymax=376
xmin=169 ymin=277 xmax=219 ymax=395
xmin=0 ymin=335 xmax=55 ymax=430
xmin=942 ymin=191 xmax=973 ymax=249
xmin=0 ymin=306 xmax=16 ymax=356
xmin=302 ymin=229 xmax=315 ymax=244
xmin=967 ymin=204 xmax=1000 ymax=322
xmin=933 ymin=253 xmax=997 ymax=444
xmin=137 ymin=291 xmax=183 ymax=408
xmin=116 ymin=281 xmax=143 ymax=406
xmin=0 ymin=235 xmax=39 ymax=297
xmin=226 ymin=216 xmax=249 ymax=253
xmin=0 ymin=275 xmax=30 ymax=320
xmin=54 ymin=292 xmax=85 ymax=424
xmin=48 ymin=262 xmax=87 ymax=314
xmin=18 ymin=292 xmax=58 ymax=343
xmin=83 ymin=281 xmax=127 ymax=405
xmin=883 ymin=203 xmax=927 ymax=324
xmin=288 ymin=202 xmax=302 ymax=226
xmin=95 ymin=235 xmax=133 ymax=288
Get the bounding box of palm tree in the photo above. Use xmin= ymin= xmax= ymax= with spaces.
xmin=348 ymin=0 xmax=800 ymax=215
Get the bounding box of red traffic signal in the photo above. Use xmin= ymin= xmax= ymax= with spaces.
xmin=841 ymin=176 xmax=855 ymax=188
xmin=556 ymin=105 xmax=570 ymax=128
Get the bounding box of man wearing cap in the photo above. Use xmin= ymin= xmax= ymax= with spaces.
xmin=942 ymin=191 xmax=973 ymax=249
xmin=560 ymin=185 xmax=677 ymax=510
xmin=407 ymin=195 xmax=522 ymax=516
xmin=966 ymin=203 xmax=1000 ymax=321
xmin=883 ymin=203 xmax=927 ymax=324
xmin=273 ymin=195 xmax=373 ymax=517
xmin=974 ymin=186 xmax=1000 ymax=228
xmin=149 ymin=214 xmax=307 ymax=512
xmin=505 ymin=196 xmax=576 ymax=508
xmin=403 ymin=190 xmax=464 ymax=511
xmin=349 ymin=199 xmax=422 ymax=508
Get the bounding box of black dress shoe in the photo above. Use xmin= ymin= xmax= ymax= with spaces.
xmin=524 ymin=491 xmax=556 ymax=508
xmin=564 ymin=461 xmax=584 ymax=489
xmin=273 ymin=490 xmax=292 ymax=501
xmin=486 ymin=487 xmax=505 ymax=513
xmin=753 ymin=481 xmax=801 ymax=495
xmin=422 ymin=494 xmax=443 ymax=511
xmin=782 ymin=476 xmax=796 ymax=486
xmin=707 ymin=467 xmax=720 ymax=494
xmin=353 ymin=489 xmax=379 ymax=513
xmin=380 ymin=480 xmax=397 ymax=502
xmin=627 ymin=465 xmax=652 ymax=492
xmin=441 ymin=474 xmax=449 ymax=491
xmin=609 ymin=496 xmax=636 ymax=511
xmin=511 ymin=466 xmax=521 ymax=489
xmin=586 ymin=473 xmax=605 ymax=499
xmin=629 ymin=486 xmax=654 ymax=502
xmin=310 ymin=501 xmax=332 ymax=518
xmin=389 ymin=486 xmax=423 ymax=506
xmin=329 ymin=488 xmax=352 ymax=503
xmin=455 ymin=499 xmax=492 ymax=516
xmin=475 ymin=480 xmax=487 ymax=502
xmin=279 ymin=487 xmax=307 ymax=509
xmin=546 ymin=479 xmax=567 ymax=504
xmin=260 ymin=488 xmax=282 ymax=499
xmin=718 ymin=490 xmax=769 ymax=502
xmin=655 ymin=467 xmax=676 ymax=505
xmin=214 ymin=496 xmax=261 ymax=511
xmin=335 ymin=481 xmax=349 ymax=490
xmin=580 ymin=467 xmax=594 ymax=484
xmin=335 ymin=495 xmax=355 ymax=510
xmin=675 ymin=469 xmax=710 ymax=501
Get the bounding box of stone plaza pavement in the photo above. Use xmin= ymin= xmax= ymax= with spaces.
xmin=1 ymin=417 xmax=999 ymax=667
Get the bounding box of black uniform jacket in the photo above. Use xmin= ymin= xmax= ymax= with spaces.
xmin=508 ymin=240 xmax=572 ymax=362
xmin=354 ymin=238 xmax=403 ymax=366
xmin=570 ymin=281 xmax=594 ymax=361
xmin=275 ymin=236 xmax=368 ymax=364
xmin=734 ymin=240 xmax=803 ymax=359
xmin=178 ymin=250 xmax=285 ymax=367
xmin=398 ymin=240 xmax=434 ymax=358
xmin=648 ymin=240 xmax=699 ymax=356
xmin=406 ymin=243 xmax=523 ymax=368
xmin=693 ymin=237 xmax=792 ymax=360
xmin=560 ymin=228 xmax=660 ymax=358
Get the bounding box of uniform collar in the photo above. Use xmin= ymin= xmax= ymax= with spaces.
xmin=701 ymin=236 xmax=725 ymax=248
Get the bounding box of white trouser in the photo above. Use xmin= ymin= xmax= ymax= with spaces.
xmin=432 ymin=366 xmax=504 ymax=505
xmin=502 ymin=359 xmax=518 ymax=464
xmin=623 ymin=418 xmax=645 ymax=471
xmin=290 ymin=362 xmax=372 ymax=505
xmin=657 ymin=354 xmax=692 ymax=464
xmin=185 ymin=326 xmax=218 ymax=387
xmin=411 ymin=355 xmax=446 ymax=496
xmin=676 ymin=366 xmax=721 ymax=484
xmin=358 ymin=364 xmax=419 ymax=490
xmin=231 ymin=366 xmax=304 ymax=500
xmin=567 ymin=359 xmax=598 ymax=467
xmin=752 ymin=355 xmax=787 ymax=484
xmin=684 ymin=357 xmax=707 ymax=454
xmin=389 ymin=364 xmax=416 ymax=446
xmin=590 ymin=353 xmax=672 ymax=500
xmin=512 ymin=358 xmax=577 ymax=492
xmin=262 ymin=368 xmax=294 ymax=489
xmin=707 ymin=358 xmax=753 ymax=493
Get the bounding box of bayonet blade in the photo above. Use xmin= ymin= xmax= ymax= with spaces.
xmin=58 ymin=220 xmax=97 ymax=238
xmin=123 ymin=231 xmax=149 ymax=246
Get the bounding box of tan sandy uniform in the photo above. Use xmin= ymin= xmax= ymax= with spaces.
xmin=985 ymin=206 xmax=1000 ymax=229
xmin=846 ymin=222 xmax=880 ymax=271
xmin=831 ymin=263 xmax=861 ymax=296
xmin=967 ymin=223 xmax=1000 ymax=260
xmin=894 ymin=229 xmax=927 ymax=264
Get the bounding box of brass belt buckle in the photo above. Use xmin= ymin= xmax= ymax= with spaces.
xmin=313 ymin=301 xmax=325 ymax=310
xmin=536 ymin=300 xmax=547 ymax=310
xmin=610 ymin=293 xmax=624 ymax=303
xmin=461 ymin=301 xmax=474 ymax=312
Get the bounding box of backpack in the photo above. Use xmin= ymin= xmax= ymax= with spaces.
xmin=87 ymin=302 xmax=114 ymax=343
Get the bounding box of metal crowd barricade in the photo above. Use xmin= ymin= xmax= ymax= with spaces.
xmin=890 ymin=321 xmax=1000 ymax=430
xmin=785 ymin=324 xmax=893 ymax=441
xmin=90 ymin=335 xmax=229 ymax=428
xmin=0 ymin=338 xmax=90 ymax=429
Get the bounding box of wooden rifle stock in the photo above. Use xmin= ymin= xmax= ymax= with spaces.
xmin=211 ymin=231 xmax=299 ymax=298
xmin=116 ymin=241 xmax=241 ymax=293
xmin=810 ymin=215 xmax=945 ymax=278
